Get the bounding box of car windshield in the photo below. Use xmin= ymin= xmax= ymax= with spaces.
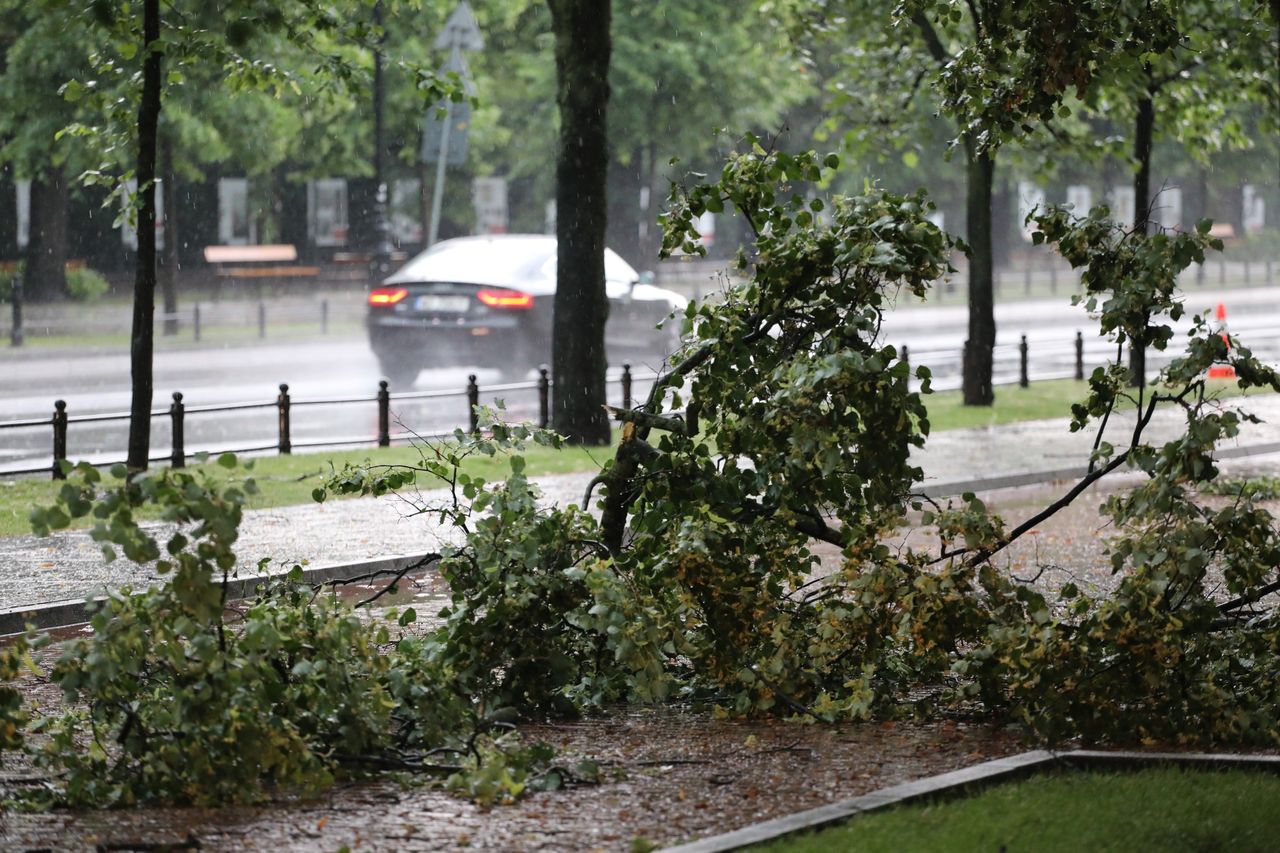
xmin=388 ymin=237 xmax=555 ymax=287
xmin=387 ymin=236 xmax=639 ymax=287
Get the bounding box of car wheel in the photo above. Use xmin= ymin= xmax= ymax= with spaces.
xmin=378 ymin=357 xmax=421 ymax=389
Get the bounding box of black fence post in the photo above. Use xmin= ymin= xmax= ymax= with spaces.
xmin=1074 ymin=330 xmax=1084 ymax=381
xmin=170 ymin=392 xmax=185 ymax=468
xmin=377 ymin=380 xmax=390 ymax=447
xmin=321 ymin=299 xmax=329 ymax=334
xmin=277 ymin=383 xmax=292 ymax=454
xmin=621 ymin=363 xmax=632 ymax=410
xmin=9 ymin=268 xmax=23 ymax=347
xmin=467 ymin=374 xmax=479 ymax=434
xmin=538 ymin=367 xmax=550 ymax=429
xmin=901 ymin=344 xmax=910 ymax=375
xmin=51 ymin=399 xmax=67 ymax=480
xmin=258 ymin=302 xmax=266 ymax=339
xmin=193 ymin=304 xmax=201 ymax=342
xmin=1019 ymin=335 xmax=1029 ymax=388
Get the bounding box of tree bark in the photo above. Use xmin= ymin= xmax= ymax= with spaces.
xmin=1127 ymin=89 xmax=1154 ymax=389
xmin=25 ymin=171 xmax=69 ymax=302
xmin=160 ymin=131 xmax=179 ymax=336
xmin=126 ymin=0 xmax=162 ymax=475
xmin=548 ymin=0 xmax=612 ymax=445
xmin=962 ymin=138 xmax=995 ymax=406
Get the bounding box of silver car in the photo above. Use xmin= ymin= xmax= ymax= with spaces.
xmin=366 ymin=234 xmax=687 ymax=384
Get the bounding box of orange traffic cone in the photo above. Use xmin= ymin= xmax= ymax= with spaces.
xmin=1207 ymin=302 xmax=1236 ymax=379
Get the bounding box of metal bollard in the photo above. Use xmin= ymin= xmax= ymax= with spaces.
xmin=901 ymin=344 xmax=910 ymax=375
xmin=277 ymin=383 xmax=292 ymax=454
xmin=193 ymin=304 xmax=201 ymax=342
xmin=467 ymin=374 xmax=479 ymax=434
xmin=1019 ymin=335 xmax=1029 ymax=388
xmin=1074 ymin=331 xmax=1084 ymax=381
xmin=52 ymin=400 xmax=68 ymax=480
xmin=9 ymin=268 xmax=23 ymax=347
xmin=377 ymin=380 xmax=390 ymax=447
xmin=258 ymin=302 xmax=266 ymax=339
xmin=170 ymin=392 xmax=185 ymax=468
xmin=538 ymin=367 xmax=550 ymax=429
xmin=622 ymin=363 xmax=633 ymax=410
xmin=321 ymin=299 xmax=329 ymax=334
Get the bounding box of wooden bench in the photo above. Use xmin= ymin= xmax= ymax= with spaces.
xmin=202 ymin=244 xmax=321 ymax=295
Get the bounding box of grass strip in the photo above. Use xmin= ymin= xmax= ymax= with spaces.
xmin=0 ymin=439 xmax=616 ymax=539
xmin=748 ymin=767 xmax=1280 ymax=853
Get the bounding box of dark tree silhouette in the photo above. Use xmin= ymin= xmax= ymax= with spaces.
xmin=548 ymin=0 xmax=612 ymax=445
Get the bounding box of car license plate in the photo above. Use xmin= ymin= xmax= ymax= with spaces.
xmin=414 ymin=294 xmax=470 ymax=313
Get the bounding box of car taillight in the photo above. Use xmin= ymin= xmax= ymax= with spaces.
xmin=368 ymin=287 xmax=408 ymax=306
xmin=476 ymin=289 xmax=534 ymax=309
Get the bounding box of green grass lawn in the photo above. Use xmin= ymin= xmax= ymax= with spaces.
xmin=749 ymin=767 xmax=1280 ymax=853
xmin=0 ymin=378 xmax=1268 ymax=539
xmin=0 ymin=439 xmax=617 ymax=538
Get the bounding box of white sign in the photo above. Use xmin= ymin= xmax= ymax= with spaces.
xmin=15 ymin=180 xmax=29 ymax=249
xmin=472 ymin=177 xmax=508 ymax=234
xmin=435 ymin=1 xmax=484 ymax=51
xmin=218 ymin=177 xmax=253 ymax=245
xmin=1017 ymin=181 xmax=1045 ymax=242
xmin=1109 ymin=186 xmax=1136 ymax=229
xmin=696 ymin=211 xmax=716 ymax=248
xmin=1154 ymin=186 xmax=1181 ymax=232
xmin=121 ymin=178 xmax=165 ymax=250
xmin=1243 ymin=184 xmax=1266 ymax=235
xmin=1066 ymin=185 xmax=1092 ymax=215
xmin=307 ymin=179 xmax=349 ymax=247
xmin=391 ymin=180 xmax=423 ymax=244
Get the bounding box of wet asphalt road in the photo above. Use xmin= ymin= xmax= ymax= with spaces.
xmin=2 ymin=285 xmax=1278 ymax=474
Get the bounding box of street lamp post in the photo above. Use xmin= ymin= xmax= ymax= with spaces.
xmin=423 ymin=2 xmax=482 ymax=247
xmin=369 ymin=0 xmax=396 ymax=285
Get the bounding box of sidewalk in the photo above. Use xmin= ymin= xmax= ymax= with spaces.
xmin=3 ymin=394 xmax=1280 ymax=613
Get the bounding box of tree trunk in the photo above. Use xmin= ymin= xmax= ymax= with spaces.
xmin=548 ymin=0 xmax=612 ymax=445
xmin=160 ymin=131 xmax=179 ymax=335
xmin=126 ymin=0 xmax=162 ymax=475
xmin=962 ymin=138 xmax=995 ymax=406
xmin=1127 ymin=89 xmax=1154 ymax=389
xmin=25 ymin=171 xmax=69 ymax=302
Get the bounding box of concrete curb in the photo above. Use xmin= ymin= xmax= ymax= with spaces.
xmin=662 ymin=749 xmax=1280 ymax=852
xmin=0 ymin=552 xmax=435 ymax=637
xmin=918 ymin=439 xmax=1280 ymax=498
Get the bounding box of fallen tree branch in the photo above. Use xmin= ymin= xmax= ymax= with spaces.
xmin=603 ymin=405 xmax=688 ymax=435
xmin=1219 ymin=579 xmax=1280 ymax=614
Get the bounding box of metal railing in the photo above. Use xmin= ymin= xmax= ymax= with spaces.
xmin=0 ymin=365 xmax=658 ymax=479
xmin=5 ymin=323 xmax=1278 ymax=480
